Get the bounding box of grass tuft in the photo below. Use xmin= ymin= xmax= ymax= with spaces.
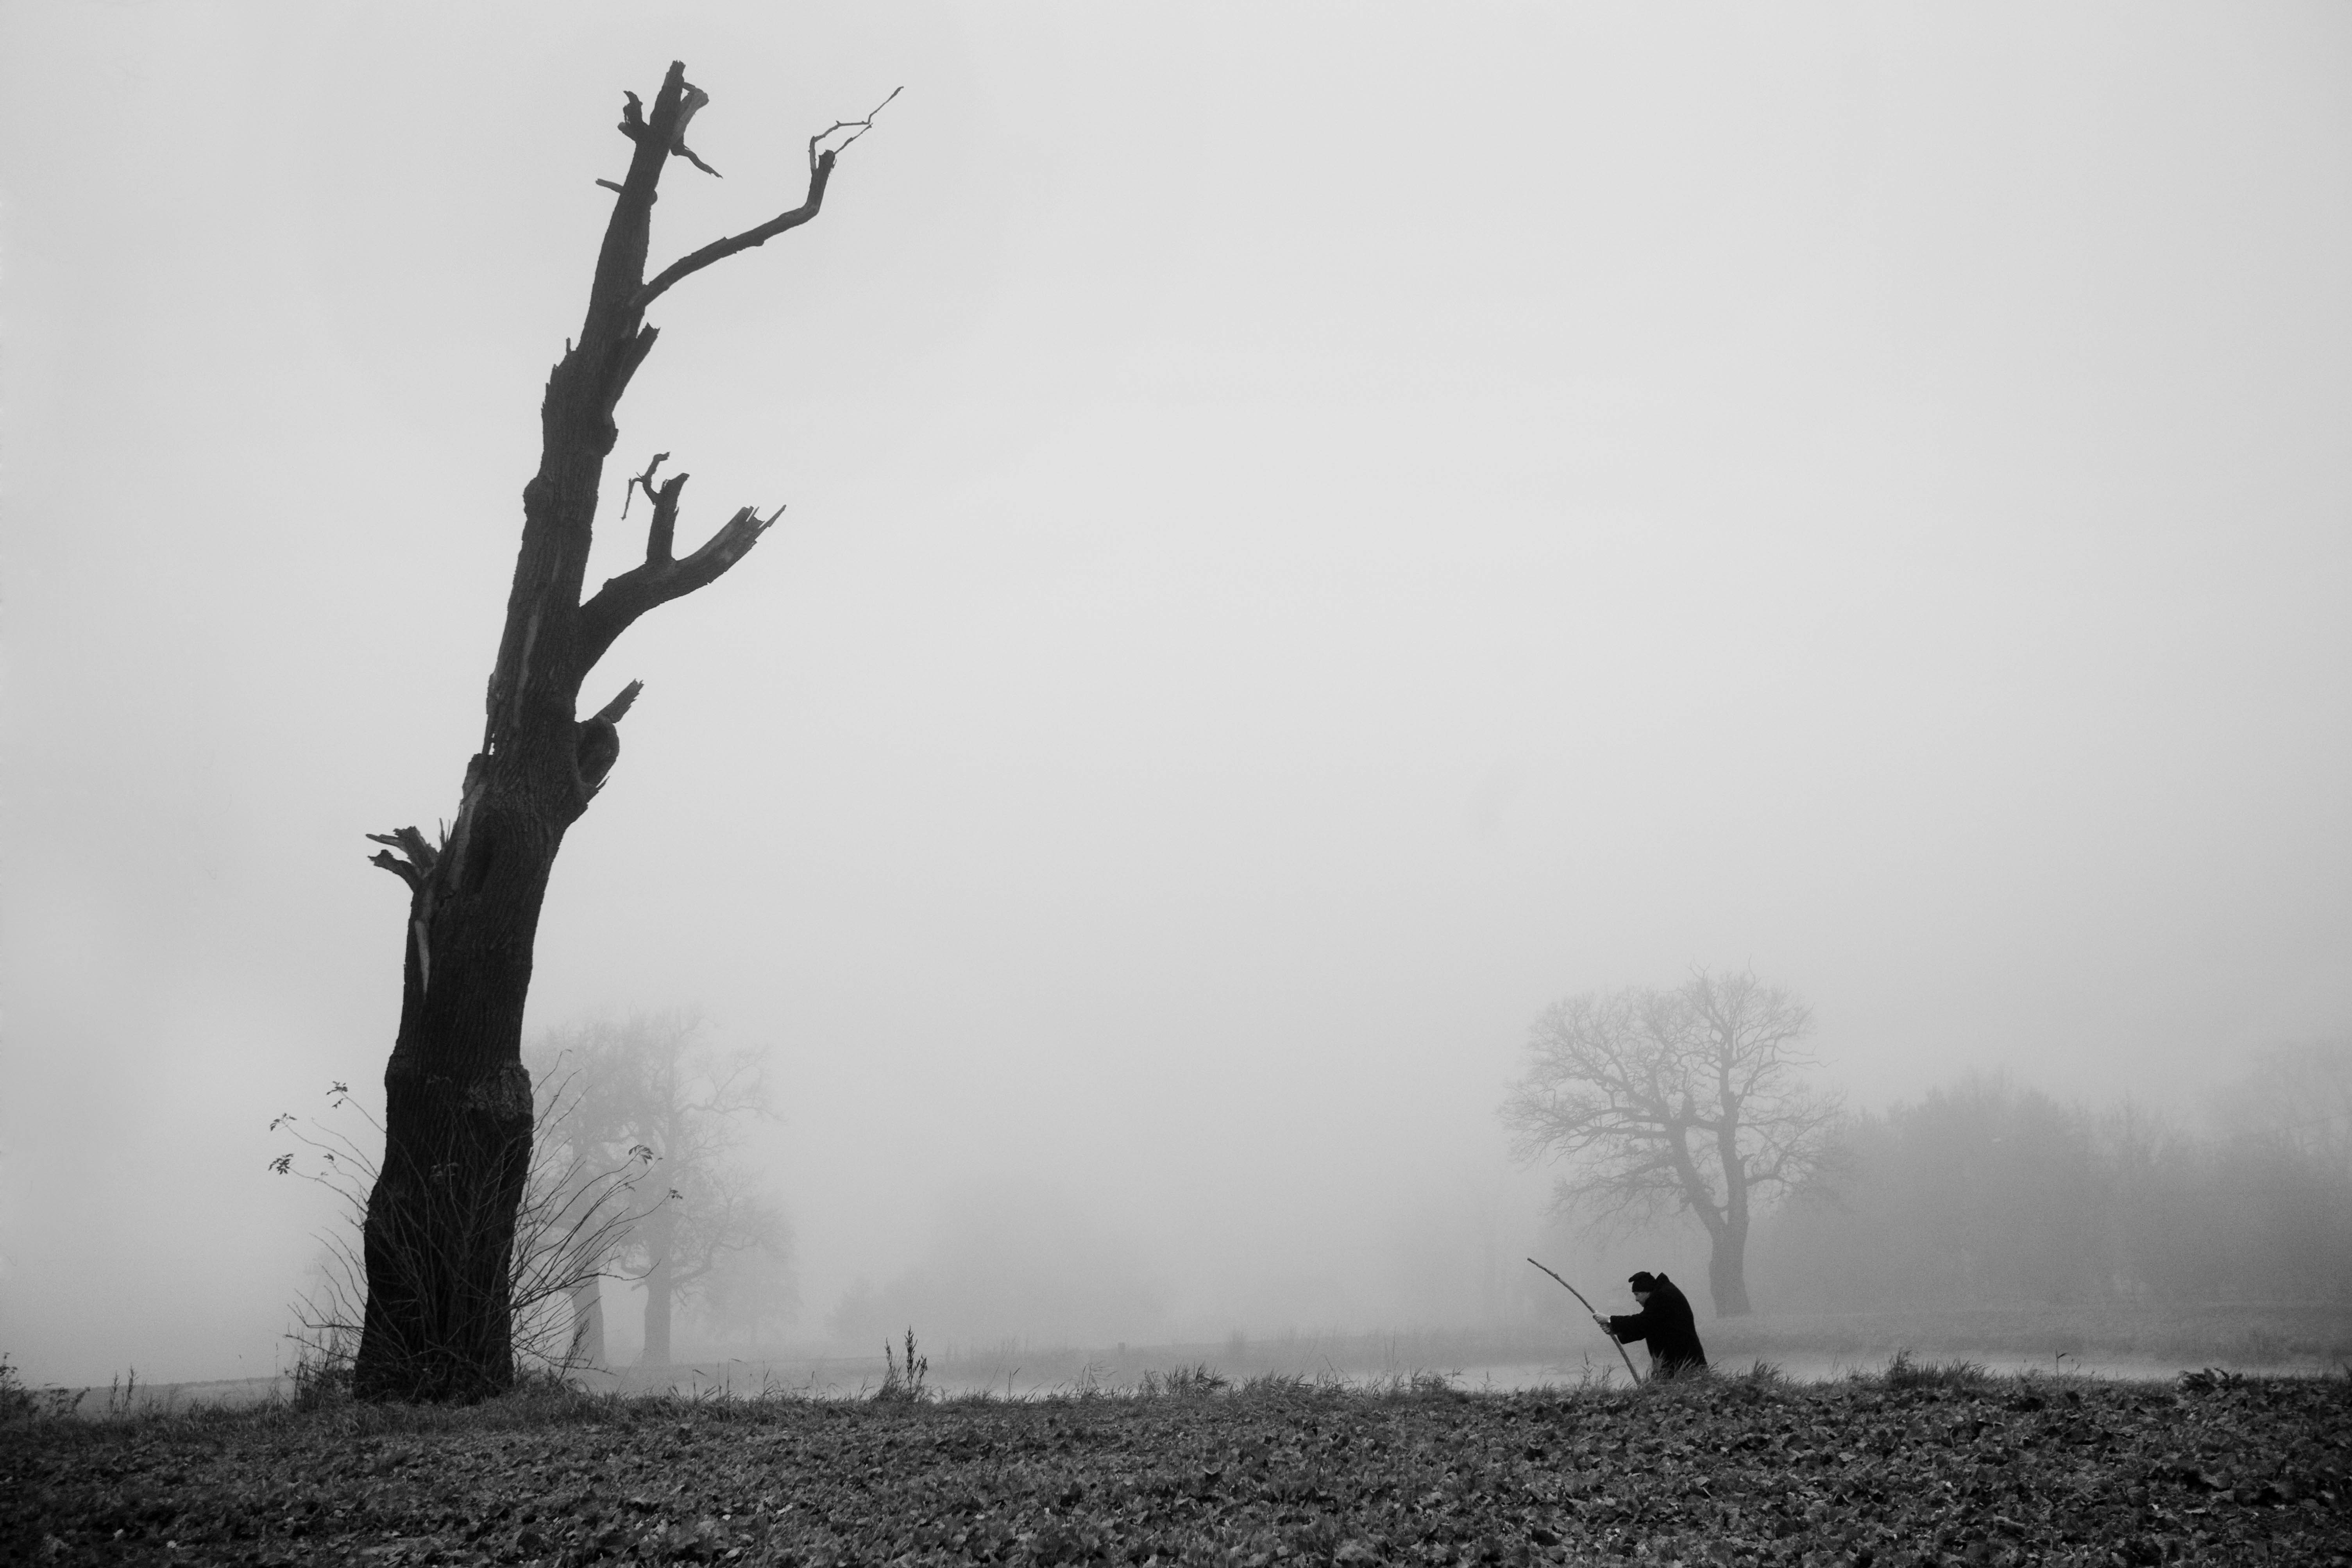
xmin=1882 ymin=1347 xmax=1991 ymax=1390
xmin=1138 ymin=1364 xmax=1229 ymax=1398
xmin=1 ymin=1354 xmax=88 ymax=1422
xmin=1235 ymin=1371 xmax=1314 ymax=1400
xmin=873 ymin=1329 xmax=930 ymax=1404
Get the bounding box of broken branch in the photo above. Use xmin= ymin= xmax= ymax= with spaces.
xmin=591 ymin=681 xmax=644 ymax=725
xmin=645 ymin=474 xmax=684 ymax=565
xmin=365 ymin=826 xmax=440 ymax=894
xmin=671 ymin=81 xmax=719 ymax=177
xmin=574 ymin=502 xmax=778 ymax=677
xmin=574 ymin=681 xmax=643 ymax=799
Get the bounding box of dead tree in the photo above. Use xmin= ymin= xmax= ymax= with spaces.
xmin=355 ymin=63 xmax=891 ymax=1401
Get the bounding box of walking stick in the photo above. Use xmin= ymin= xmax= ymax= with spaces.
xmin=1526 ymin=1258 xmax=1643 ymax=1386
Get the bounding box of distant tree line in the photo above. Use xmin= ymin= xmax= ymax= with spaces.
xmin=1504 ymin=974 xmax=2352 ymax=1318
xmin=1749 ymin=1045 xmax=2352 ymax=1312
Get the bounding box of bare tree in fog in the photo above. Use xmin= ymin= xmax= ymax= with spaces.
xmin=352 ymin=63 xmax=893 ymax=1400
xmin=1501 ymin=971 xmax=1842 ymax=1316
xmin=540 ymin=1013 xmax=794 ymax=1366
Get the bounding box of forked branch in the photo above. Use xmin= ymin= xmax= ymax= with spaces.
xmin=624 ymin=453 xmax=687 ymax=564
xmin=575 ymin=501 xmax=783 ymax=677
xmin=631 ymin=86 xmax=900 ymax=313
xmin=808 ymin=85 xmax=902 ymax=173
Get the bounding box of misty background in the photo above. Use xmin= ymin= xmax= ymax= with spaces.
xmin=3 ymin=5 xmax=2348 ymax=1386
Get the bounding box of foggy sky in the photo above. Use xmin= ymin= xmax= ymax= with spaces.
xmin=4 ymin=4 xmax=2348 ymax=1385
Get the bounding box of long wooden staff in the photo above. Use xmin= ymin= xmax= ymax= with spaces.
xmin=1526 ymin=1258 xmax=1643 ymax=1386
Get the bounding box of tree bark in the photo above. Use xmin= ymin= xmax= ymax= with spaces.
xmin=1712 ymin=1061 xmax=1755 ymax=1318
xmin=354 ymin=61 xmax=851 ymax=1401
xmin=640 ymin=1202 xmax=677 ymax=1367
xmin=1706 ymin=1217 xmax=1752 ymax=1317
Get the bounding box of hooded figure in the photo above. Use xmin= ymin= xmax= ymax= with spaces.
xmin=1599 ymin=1271 xmax=1707 ymax=1378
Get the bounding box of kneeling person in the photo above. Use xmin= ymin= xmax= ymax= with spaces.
xmin=1594 ymin=1271 xmax=1707 ymax=1378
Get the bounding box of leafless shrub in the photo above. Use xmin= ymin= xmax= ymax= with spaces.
xmin=272 ymin=1067 xmax=661 ymax=1397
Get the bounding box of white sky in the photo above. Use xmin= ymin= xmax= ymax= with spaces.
xmin=4 ymin=4 xmax=2348 ymax=1384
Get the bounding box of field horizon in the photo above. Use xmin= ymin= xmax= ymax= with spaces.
xmin=21 ymin=1298 xmax=2347 ymax=1419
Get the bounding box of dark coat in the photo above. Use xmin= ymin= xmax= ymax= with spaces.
xmin=1606 ymin=1274 xmax=1708 ymax=1377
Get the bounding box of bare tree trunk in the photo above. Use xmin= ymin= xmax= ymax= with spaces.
xmin=1667 ymin=1109 xmax=1757 ymax=1319
xmin=1707 ymin=1219 xmax=1752 ymax=1317
xmin=640 ymin=1203 xmax=677 ymax=1366
xmin=353 ymin=61 xmax=871 ymax=1401
xmin=641 ymin=1259 xmax=674 ymax=1367
xmin=568 ymin=1276 xmax=606 ymax=1368
xmin=355 ymin=811 xmax=554 ymax=1400
xmin=1713 ymin=1076 xmax=1755 ymax=1318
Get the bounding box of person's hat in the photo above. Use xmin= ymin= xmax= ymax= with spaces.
xmin=1628 ymin=1271 xmax=1660 ymax=1292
